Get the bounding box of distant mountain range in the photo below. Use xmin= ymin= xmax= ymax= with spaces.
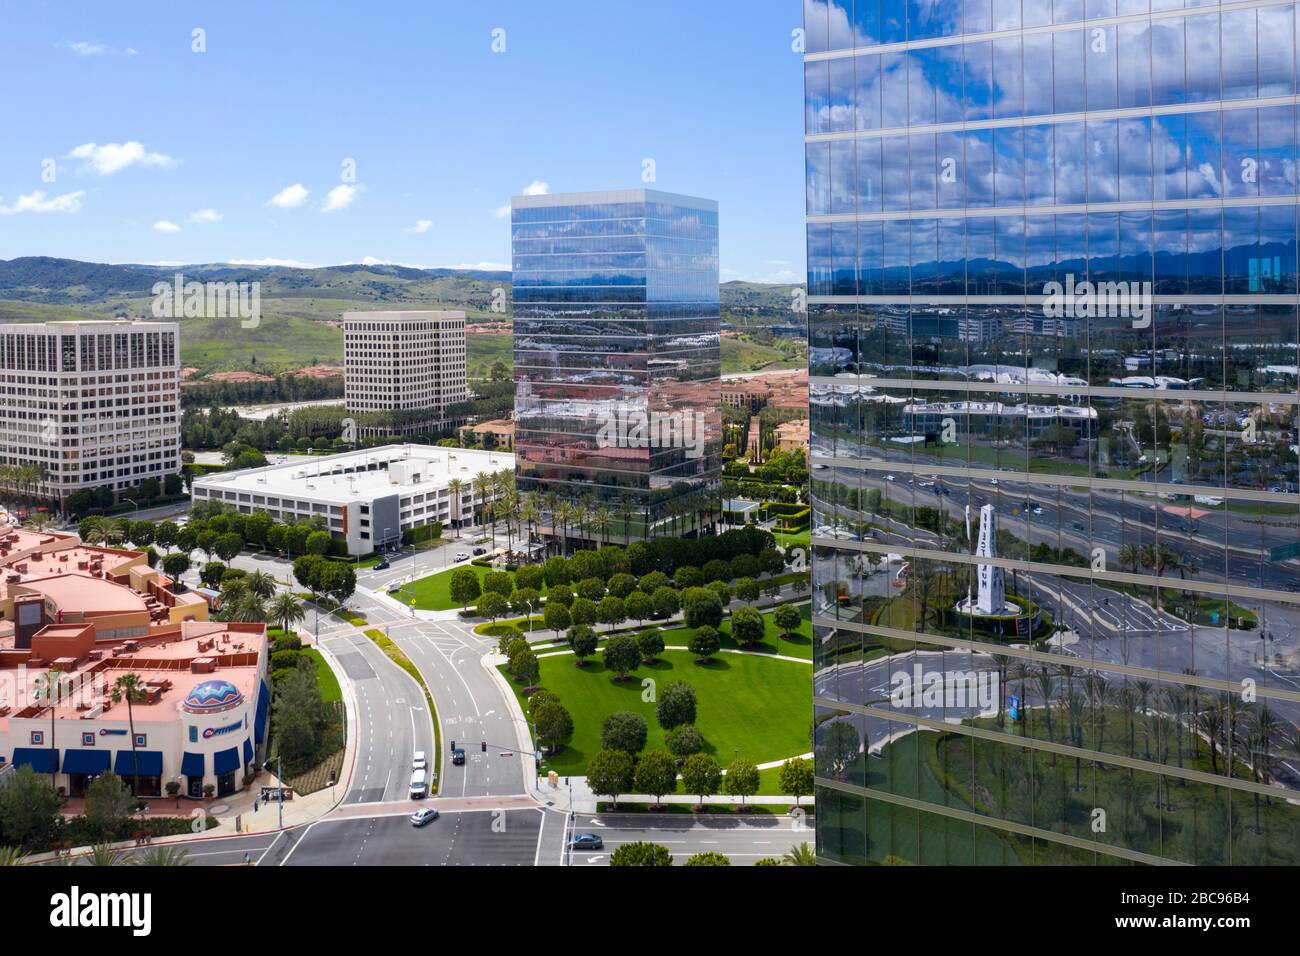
xmin=0 ymin=256 xmax=802 ymax=318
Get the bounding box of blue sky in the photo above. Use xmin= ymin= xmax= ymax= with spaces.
xmin=0 ymin=0 xmax=806 ymax=283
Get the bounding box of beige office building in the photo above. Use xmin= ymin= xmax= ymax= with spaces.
xmin=343 ymin=310 xmax=468 ymax=437
xmin=0 ymin=320 xmax=181 ymax=506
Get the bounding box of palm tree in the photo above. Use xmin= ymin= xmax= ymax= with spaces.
xmin=1198 ymin=703 xmax=1225 ymax=775
xmin=1134 ymin=679 xmax=1154 ymax=759
xmin=1246 ymin=704 xmax=1281 ymax=834
xmin=0 ymin=846 xmax=27 ymax=866
xmin=85 ymin=844 xmax=129 ymax=867
xmin=1034 ymin=665 xmax=1057 ymax=752
xmin=230 ymin=592 xmax=268 ymax=623
xmin=1118 ymin=543 xmax=1141 ymax=574
xmin=40 ymin=668 xmax=62 ymax=791
xmin=448 ymin=478 xmax=464 ymax=536
xmin=619 ymin=494 xmax=634 ymax=545
xmin=132 ymin=846 xmax=193 ymax=867
xmin=111 ymin=674 xmax=148 ymax=799
xmin=782 ymin=842 xmax=817 ymax=866
xmin=554 ymin=501 xmax=571 ymax=556
xmin=245 ymin=570 xmax=277 ymax=600
xmin=81 ymin=516 xmax=107 ymax=546
xmin=269 ymin=592 xmax=305 ymax=635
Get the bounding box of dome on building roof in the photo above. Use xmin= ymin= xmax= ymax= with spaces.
xmin=182 ymin=679 xmax=243 ymax=713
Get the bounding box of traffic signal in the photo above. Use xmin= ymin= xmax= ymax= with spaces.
xmin=481 ymin=740 xmax=487 ymax=753
xmin=450 ymin=740 xmax=456 ymax=751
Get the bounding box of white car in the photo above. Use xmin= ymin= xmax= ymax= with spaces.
xmin=412 ymin=751 xmax=427 ymax=771
xmin=455 ymin=552 xmax=470 ymax=562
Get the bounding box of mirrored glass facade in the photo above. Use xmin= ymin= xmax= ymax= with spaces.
xmin=806 ymin=0 xmax=1300 ymax=864
xmin=512 ymin=189 xmax=722 ymax=540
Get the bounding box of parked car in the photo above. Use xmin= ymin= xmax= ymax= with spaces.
xmin=472 ymin=547 xmax=487 ymax=556
xmin=412 ymin=751 xmax=427 ymax=771
xmin=411 ymin=808 xmax=439 ymax=827
xmin=455 ymin=552 xmax=470 ymax=561
xmin=571 ymin=833 xmax=603 ymax=850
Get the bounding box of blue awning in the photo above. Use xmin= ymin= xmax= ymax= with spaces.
xmin=254 ymin=680 xmax=270 ymax=743
xmin=62 ymin=749 xmax=110 ymax=775
xmin=181 ymin=751 xmax=205 ymax=778
xmin=11 ymin=748 xmax=58 ymax=773
xmin=114 ymin=750 xmax=162 ymax=777
xmin=242 ymin=738 xmax=253 ymax=765
xmin=213 ymin=747 xmax=240 ymax=775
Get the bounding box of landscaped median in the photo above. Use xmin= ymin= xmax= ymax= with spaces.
xmin=361 ymin=627 xmax=441 ymax=791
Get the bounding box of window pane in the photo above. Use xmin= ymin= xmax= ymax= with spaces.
xmin=807 ymin=142 xmax=831 ymax=215
xmin=1117 ymin=22 xmax=1151 ymax=108
xmin=910 ymin=133 xmax=938 ymax=211
xmin=883 ymin=135 xmax=911 ymax=211
xmin=805 ymin=61 xmax=830 ymax=135
xmin=1221 ymin=107 xmax=1258 ymax=201
xmin=1259 ymin=104 xmax=1297 ymax=197
xmin=882 ymin=53 xmax=909 ymax=127
xmin=856 ymin=54 xmax=882 ymax=130
xmin=1024 ymin=125 xmax=1054 ymax=205
xmin=935 ymin=45 xmax=964 ymax=124
xmin=937 ymin=131 xmax=965 ymax=208
xmin=1220 ymin=9 xmax=1257 ymax=101
xmin=1153 ymin=113 xmax=1187 ymax=200
xmin=1054 ymin=31 xmax=1085 ymax=113
xmin=1258 ymin=4 xmax=1294 ymax=97
xmin=831 ymin=140 xmax=858 ymax=213
xmin=1024 ymin=34 xmax=1054 ymax=117
xmin=993 ymin=36 xmax=1023 ymax=118
xmin=995 ymin=126 xmax=1026 ymax=205
xmin=1086 ymin=26 xmax=1118 ymax=111
xmin=1054 ymin=122 xmax=1087 ymax=204
xmin=908 ymin=50 xmax=938 ymax=126
xmin=965 ymin=128 xmax=995 ymax=207
xmin=1118 ymin=117 xmax=1152 ymax=202
xmin=1087 ymin=118 xmax=1119 ymax=202
xmin=828 ymin=56 xmax=856 ymax=133
xmin=1184 ymin=14 xmax=1220 ymax=103
xmin=1185 ymin=112 xmax=1221 ymax=200
xmin=964 ymin=41 xmax=993 ymax=121
xmin=857 ymin=137 xmax=884 ymax=211
xmin=1151 ymin=18 xmax=1185 ymax=106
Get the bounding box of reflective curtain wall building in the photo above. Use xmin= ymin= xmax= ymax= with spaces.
xmin=805 ymin=0 xmax=1300 ymax=864
xmin=512 ymin=189 xmax=722 ymax=542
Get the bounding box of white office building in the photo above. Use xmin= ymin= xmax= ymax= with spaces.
xmin=191 ymin=444 xmax=513 ymax=554
xmin=0 ymin=320 xmax=181 ymax=505
xmin=344 ymin=311 xmax=468 ymax=436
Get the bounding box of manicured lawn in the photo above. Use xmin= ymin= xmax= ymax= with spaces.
xmin=661 ymin=602 xmax=813 ymax=660
xmin=302 ymin=648 xmax=341 ymax=703
xmin=503 ymin=648 xmax=811 ymax=777
xmin=773 ymin=529 xmax=810 ymax=552
xmin=402 ymin=564 xmax=506 ymax=611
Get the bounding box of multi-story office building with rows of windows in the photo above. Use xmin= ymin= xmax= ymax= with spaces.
xmin=0 ymin=320 xmax=180 ymax=510
xmin=511 ymin=189 xmax=722 ymax=543
xmin=805 ymin=0 xmax=1300 ymax=864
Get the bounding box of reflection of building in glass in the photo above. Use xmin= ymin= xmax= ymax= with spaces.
xmin=511 ymin=189 xmax=721 ymax=542
xmin=806 ymin=1 xmax=1300 ymax=865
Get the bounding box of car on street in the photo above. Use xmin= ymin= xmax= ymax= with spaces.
xmin=411 ymin=808 xmax=439 ymax=827
xmin=571 ymin=833 xmax=603 ymax=850
xmin=374 ymin=559 xmax=390 ymax=570
xmin=472 ymin=547 xmax=487 ymax=556
xmin=451 ymin=747 xmax=465 ymax=766
xmin=412 ymin=751 xmax=427 ymax=771
xmin=455 ymin=552 xmax=470 ymax=561
xmin=409 ymin=769 xmax=429 ymax=799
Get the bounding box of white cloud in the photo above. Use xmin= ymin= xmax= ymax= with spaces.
xmin=66 ymin=141 xmax=175 ymax=175
xmin=152 ymin=220 xmax=181 ymax=234
xmin=407 ymin=218 xmax=433 ymax=234
xmin=58 ymin=40 xmax=138 ymax=56
xmin=189 ymin=208 xmax=223 ymax=224
xmin=0 ymin=190 xmax=86 ymax=215
xmin=496 ymin=179 xmax=549 ymax=219
xmin=266 ymin=184 xmax=309 ymax=209
xmin=321 ymin=183 xmax=361 ymax=213
xmin=225 ymin=257 xmax=317 ymax=268
xmin=448 ymin=261 xmax=510 ymax=271
xmin=357 ymin=256 xmax=430 ymax=269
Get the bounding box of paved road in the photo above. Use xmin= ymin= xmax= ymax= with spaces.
xmin=283 ymin=808 xmax=547 ymax=866
xmin=567 ymin=812 xmax=813 ymax=866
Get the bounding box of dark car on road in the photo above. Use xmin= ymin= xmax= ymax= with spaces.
xmin=411 ymin=808 xmax=439 ymax=827
xmin=472 ymin=548 xmax=487 ymax=556
xmin=374 ymin=559 xmax=390 ymax=570
xmin=571 ymin=833 xmax=603 ymax=850
xmin=451 ymin=748 xmax=465 ymax=766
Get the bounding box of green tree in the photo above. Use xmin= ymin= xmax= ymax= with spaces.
xmin=783 ymin=842 xmax=817 ymax=866
xmin=0 ymin=766 xmax=60 ymax=850
xmin=477 ymin=591 xmax=508 ymax=623
xmin=269 ymin=592 xmax=306 ymax=635
xmin=84 ymin=772 xmax=134 ymax=842
xmin=543 ymin=600 xmax=571 ymax=637
xmin=533 ymin=700 xmax=574 ymax=754
xmin=689 ymin=625 xmax=721 ymax=663
xmin=684 ymin=851 xmax=730 ymax=866
xmin=666 ymin=723 xmax=704 ymax=758
xmin=636 ymin=628 xmax=664 ymax=664
xmin=305 ymin=529 xmax=331 ymax=556
xmin=603 ymin=634 xmax=641 ymax=681
xmin=778 ymin=757 xmax=814 ymax=809
xmin=730 ymin=605 xmax=765 ymax=648
xmin=610 ymin=841 xmax=672 ymax=866
xmin=449 ymin=567 xmax=482 ymax=610
xmin=681 ymin=753 xmax=722 ymax=807
xmin=682 ymin=588 xmax=723 ymax=629
xmin=656 ymin=681 xmax=697 ymax=729
xmin=597 ymin=595 xmax=626 ymax=634
xmin=161 ymin=551 xmax=191 ymax=583
xmin=633 ymin=750 xmax=678 ymax=808
xmin=483 ymin=570 xmax=513 ymax=598
xmin=652 ymin=586 xmax=680 ymax=620
xmin=586 ymin=749 xmax=634 ymax=807
xmin=568 ymin=624 xmax=598 ymax=665
xmin=625 ymin=590 xmax=653 ymax=627
xmin=773 ymin=603 xmax=803 ymax=640
xmin=601 ymin=711 xmax=648 ymax=754
xmin=724 ymin=756 xmax=760 ymax=805
xmin=570 ymin=597 xmax=597 ymax=627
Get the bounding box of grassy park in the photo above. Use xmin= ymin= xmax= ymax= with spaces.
xmin=501 ymin=648 xmax=810 ymax=779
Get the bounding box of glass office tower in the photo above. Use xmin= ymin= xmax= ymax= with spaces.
xmin=512 ymin=189 xmax=722 ymax=543
xmin=806 ymin=0 xmax=1300 ymax=864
